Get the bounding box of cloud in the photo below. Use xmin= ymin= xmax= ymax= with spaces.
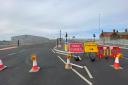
xmin=0 ymin=0 xmax=127 ymax=40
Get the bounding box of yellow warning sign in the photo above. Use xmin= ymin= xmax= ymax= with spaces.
xmin=84 ymin=41 xmax=98 ymax=53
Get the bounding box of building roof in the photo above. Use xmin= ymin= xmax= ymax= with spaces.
xmin=100 ymin=31 xmax=128 ymax=37
xmin=100 ymin=32 xmax=114 ymax=37
xmin=100 ymin=29 xmax=128 ymax=39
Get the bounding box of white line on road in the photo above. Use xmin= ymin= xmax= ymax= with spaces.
xmin=7 ymin=53 xmax=17 ymax=56
xmin=51 ymin=49 xmax=55 ymax=53
xmin=57 ymin=56 xmax=93 ymax=85
xmin=56 ymin=51 xmax=68 ymax=55
xmin=120 ymin=47 xmax=128 ymax=49
xmin=84 ymin=66 xmax=93 ymax=79
xmin=0 ymin=46 xmax=17 ymax=51
xmin=57 ymin=56 xmax=66 ymax=64
xmin=54 ymin=47 xmax=84 ymax=54
xmin=7 ymin=49 xmax=26 ymax=56
xmin=70 ymin=63 xmax=84 ymax=69
xmin=54 ymin=48 xmax=67 ymax=53
xmin=123 ymin=57 xmax=128 ymax=60
xmin=57 ymin=56 xmax=83 ymax=69
xmin=71 ymin=68 xmax=93 ymax=85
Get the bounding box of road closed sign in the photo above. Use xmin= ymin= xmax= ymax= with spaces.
xmin=68 ymin=43 xmax=84 ymax=53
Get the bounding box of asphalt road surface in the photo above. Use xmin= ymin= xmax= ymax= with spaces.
xmin=0 ymin=42 xmax=128 ymax=85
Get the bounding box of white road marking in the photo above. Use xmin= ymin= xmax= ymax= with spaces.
xmin=51 ymin=49 xmax=55 ymax=53
xmin=57 ymin=56 xmax=93 ymax=85
xmin=56 ymin=51 xmax=68 ymax=55
xmin=0 ymin=46 xmax=17 ymax=51
xmin=70 ymin=63 xmax=84 ymax=69
xmin=57 ymin=56 xmax=83 ymax=69
xmin=120 ymin=47 xmax=128 ymax=49
xmin=57 ymin=56 xmax=66 ymax=64
xmin=71 ymin=68 xmax=93 ymax=85
xmin=7 ymin=49 xmax=26 ymax=56
xmin=84 ymin=66 xmax=93 ymax=79
xmin=7 ymin=53 xmax=17 ymax=56
xmin=54 ymin=47 xmax=84 ymax=54
xmin=123 ymin=57 xmax=128 ymax=60
xmin=54 ymin=48 xmax=67 ymax=53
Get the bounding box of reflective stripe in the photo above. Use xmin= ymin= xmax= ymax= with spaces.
xmin=115 ymin=57 xmax=119 ymax=63
xmin=33 ymin=60 xmax=37 ymax=66
xmin=67 ymin=58 xmax=70 ymax=64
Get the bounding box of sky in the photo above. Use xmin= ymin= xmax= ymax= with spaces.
xmin=0 ymin=0 xmax=128 ymax=40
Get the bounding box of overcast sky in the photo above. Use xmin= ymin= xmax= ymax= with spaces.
xmin=0 ymin=0 xmax=127 ymax=40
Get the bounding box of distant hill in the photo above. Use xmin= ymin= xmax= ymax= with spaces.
xmin=11 ymin=35 xmax=50 ymax=45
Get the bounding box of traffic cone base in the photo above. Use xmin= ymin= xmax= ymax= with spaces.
xmin=29 ymin=66 xmax=40 ymax=72
xmin=0 ymin=65 xmax=7 ymax=71
xmin=0 ymin=59 xmax=7 ymax=71
xmin=65 ymin=64 xmax=72 ymax=69
xmin=110 ymin=65 xmax=123 ymax=70
xmin=110 ymin=57 xmax=123 ymax=70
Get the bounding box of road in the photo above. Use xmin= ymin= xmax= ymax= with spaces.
xmin=0 ymin=42 xmax=128 ymax=85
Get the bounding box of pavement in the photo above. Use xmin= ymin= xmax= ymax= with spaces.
xmin=0 ymin=45 xmax=17 ymax=48
xmin=0 ymin=42 xmax=128 ymax=85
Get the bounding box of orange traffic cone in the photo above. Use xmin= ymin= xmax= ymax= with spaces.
xmin=111 ymin=55 xmax=123 ymax=70
xmin=113 ymin=57 xmax=120 ymax=69
xmin=29 ymin=54 xmax=40 ymax=72
xmin=0 ymin=59 xmax=7 ymax=71
xmin=65 ymin=53 xmax=72 ymax=69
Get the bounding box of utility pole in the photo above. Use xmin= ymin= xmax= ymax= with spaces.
xmin=99 ymin=14 xmax=104 ymax=44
